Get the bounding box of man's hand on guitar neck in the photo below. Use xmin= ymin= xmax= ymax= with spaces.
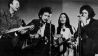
xmin=18 ymin=29 xmax=27 ymax=34
xmin=6 ymin=25 xmax=34 ymax=33
xmin=16 ymin=26 xmax=27 ymax=34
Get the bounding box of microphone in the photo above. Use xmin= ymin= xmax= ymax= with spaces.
xmin=77 ymin=15 xmax=81 ymax=17
xmin=77 ymin=14 xmax=83 ymax=22
xmin=77 ymin=14 xmax=82 ymax=17
xmin=48 ymin=19 xmax=52 ymax=23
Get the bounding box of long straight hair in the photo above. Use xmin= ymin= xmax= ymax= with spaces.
xmin=57 ymin=13 xmax=73 ymax=34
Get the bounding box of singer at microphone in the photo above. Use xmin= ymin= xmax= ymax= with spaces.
xmin=76 ymin=5 xmax=98 ymax=56
xmin=27 ymin=7 xmax=55 ymax=56
xmin=77 ymin=14 xmax=87 ymax=27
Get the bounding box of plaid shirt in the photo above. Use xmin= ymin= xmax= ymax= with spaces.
xmin=0 ymin=9 xmax=23 ymax=35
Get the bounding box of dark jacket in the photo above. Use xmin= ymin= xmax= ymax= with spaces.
xmin=28 ymin=19 xmax=55 ymax=44
xmin=27 ymin=19 xmax=55 ymax=56
xmin=79 ymin=18 xmax=98 ymax=56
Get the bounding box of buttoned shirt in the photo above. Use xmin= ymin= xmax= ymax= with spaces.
xmin=0 ymin=9 xmax=22 ymax=35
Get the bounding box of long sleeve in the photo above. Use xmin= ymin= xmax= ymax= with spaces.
xmin=27 ymin=19 xmax=40 ymax=34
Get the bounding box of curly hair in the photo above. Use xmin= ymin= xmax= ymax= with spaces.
xmin=80 ymin=5 xmax=95 ymax=18
xmin=38 ymin=7 xmax=52 ymax=18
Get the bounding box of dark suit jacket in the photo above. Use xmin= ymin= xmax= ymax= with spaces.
xmin=80 ymin=18 xmax=98 ymax=55
xmin=27 ymin=19 xmax=55 ymax=44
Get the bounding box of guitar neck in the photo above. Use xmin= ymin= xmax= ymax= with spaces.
xmin=6 ymin=25 xmax=34 ymax=33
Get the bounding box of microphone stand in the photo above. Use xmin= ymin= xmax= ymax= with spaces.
xmin=49 ymin=20 xmax=52 ymax=56
xmin=77 ymin=19 xmax=82 ymax=56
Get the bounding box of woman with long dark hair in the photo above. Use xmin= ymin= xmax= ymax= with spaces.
xmin=57 ymin=13 xmax=74 ymax=56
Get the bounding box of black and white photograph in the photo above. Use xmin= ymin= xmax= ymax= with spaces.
xmin=0 ymin=0 xmax=98 ymax=56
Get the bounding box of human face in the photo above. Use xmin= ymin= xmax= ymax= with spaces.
xmin=60 ymin=14 xmax=66 ymax=24
xmin=81 ymin=9 xmax=89 ymax=20
xmin=11 ymin=0 xmax=20 ymax=11
xmin=79 ymin=9 xmax=89 ymax=26
xmin=41 ymin=12 xmax=51 ymax=23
